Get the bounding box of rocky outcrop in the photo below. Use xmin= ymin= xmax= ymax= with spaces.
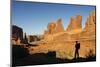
xmin=44 ymin=18 xmax=80 ymax=42
xmin=79 ymin=11 xmax=96 ymax=58
xmin=12 ymin=25 xmax=23 ymax=43
xmin=45 ymin=18 xmax=64 ymax=34
xmin=81 ymin=11 xmax=96 ymax=39
xmin=56 ymin=18 xmax=64 ymax=32
xmin=23 ymin=33 xmax=28 ymax=44
xmin=66 ymin=17 xmax=76 ymax=31
xmin=66 ymin=15 xmax=82 ymax=34
xmin=40 ymin=10 xmax=96 ymax=59
xmin=47 ymin=22 xmax=56 ymax=34
xmin=76 ymin=15 xmax=82 ymax=28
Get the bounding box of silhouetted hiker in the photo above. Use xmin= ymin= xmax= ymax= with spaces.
xmin=74 ymin=41 xmax=80 ymax=59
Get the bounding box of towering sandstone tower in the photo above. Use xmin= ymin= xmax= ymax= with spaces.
xmin=66 ymin=15 xmax=82 ymax=34
xmin=56 ymin=18 xmax=64 ymax=33
xmin=81 ymin=11 xmax=96 ymax=39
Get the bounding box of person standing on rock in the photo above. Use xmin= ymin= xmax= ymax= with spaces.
xmin=74 ymin=41 xmax=80 ymax=59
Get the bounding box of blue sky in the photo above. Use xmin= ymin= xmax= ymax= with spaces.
xmin=12 ymin=1 xmax=95 ymax=35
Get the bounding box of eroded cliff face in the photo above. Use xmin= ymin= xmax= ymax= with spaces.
xmin=44 ymin=15 xmax=83 ymax=42
xmin=66 ymin=15 xmax=82 ymax=34
xmin=56 ymin=18 xmax=64 ymax=33
xmin=81 ymin=11 xmax=96 ymax=39
xmin=44 ymin=18 xmax=64 ymax=34
xmin=29 ymin=11 xmax=96 ymax=59
xmin=79 ymin=11 xmax=96 ymax=57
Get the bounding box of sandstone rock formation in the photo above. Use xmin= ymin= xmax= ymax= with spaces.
xmin=66 ymin=15 xmax=82 ymax=34
xmin=30 ymin=10 xmax=96 ymax=59
xmin=47 ymin=22 xmax=56 ymax=34
xmin=43 ymin=22 xmax=56 ymax=41
xmin=56 ymin=18 xmax=64 ymax=32
xmin=43 ymin=19 xmax=64 ymax=41
xmin=43 ymin=13 xmax=95 ymax=42
xmin=23 ymin=33 xmax=28 ymax=44
xmin=81 ymin=11 xmax=96 ymax=39
xmin=45 ymin=18 xmax=64 ymax=34
xmin=12 ymin=25 xmax=23 ymax=44
xmin=76 ymin=15 xmax=82 ymax=28
xmin=66 ymin=17 xmax=75 ymax=31
xmin=79 ymin=11 xmax=96 ymax=57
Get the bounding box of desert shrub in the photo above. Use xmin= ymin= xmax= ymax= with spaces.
xmin=85 ymin=49 xmax=96 ymax=61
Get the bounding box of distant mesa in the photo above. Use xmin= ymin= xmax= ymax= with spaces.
xmin=12 ymin=25 xmax=29 ymax=45
xmin=12 ymin=25 xmax=23 ymax=45
xmin=28 ymin=35 xmax=41 ymax=43
xmin=12 ymin=25 xmax=23 ymax=41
